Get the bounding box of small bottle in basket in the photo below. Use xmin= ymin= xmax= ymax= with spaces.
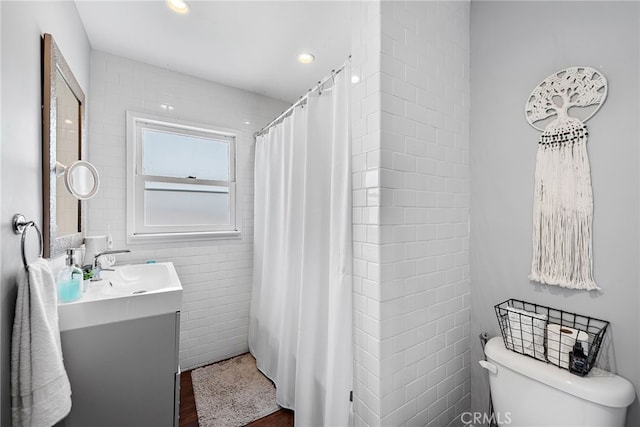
xmin=569 ymin=341 xmax=589 ymax=376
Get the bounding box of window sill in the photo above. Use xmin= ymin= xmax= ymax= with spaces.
xmin=127 ymin=230 xmax=242 ymax=245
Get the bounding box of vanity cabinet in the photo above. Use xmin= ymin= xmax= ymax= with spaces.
xmin=56 ymin=311 xmax=181 ymax=427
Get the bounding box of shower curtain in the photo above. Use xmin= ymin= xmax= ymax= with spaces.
xmin=249 ymin=65 xmax=352 ymax=427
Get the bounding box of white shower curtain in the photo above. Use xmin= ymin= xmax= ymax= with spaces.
xmin=249 ymin=65 xmax=352 ymax=427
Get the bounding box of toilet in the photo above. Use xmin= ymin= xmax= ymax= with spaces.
xmin=480 ymin=337 xmax=635 ymax=426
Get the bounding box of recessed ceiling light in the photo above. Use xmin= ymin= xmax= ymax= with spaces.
xmin=351 ymin=75 xmax=361 ymax=84
xmin=167 ymin=0 xmax=190 ymax=14
xmin=64 ymin=119 xmax=73 ymax=124
xmin=297 ymin=53 xmax=315 ymax=64
xmin=244 ymin=120 xmax=251 ymax=125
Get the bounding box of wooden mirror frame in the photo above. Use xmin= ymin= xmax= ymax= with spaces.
xmin=42 ymin=33 xmax=86 ymax=258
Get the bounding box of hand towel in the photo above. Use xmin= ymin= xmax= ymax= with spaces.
xmin=506 ymin=306 xmax=547 ymax=361
xmin=11 ymin=259 xmax=72 ymax=427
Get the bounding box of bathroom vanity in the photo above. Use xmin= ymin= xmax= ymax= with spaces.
xmin=55 ymin=262 xmax=183 ymax=427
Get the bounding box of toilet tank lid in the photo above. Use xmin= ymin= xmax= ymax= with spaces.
xmin=484 ymin=337 xmax=636 ymax=408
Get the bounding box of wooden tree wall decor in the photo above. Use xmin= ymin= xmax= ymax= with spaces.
xmin=525 ymin=66 xmax=607 ymax=291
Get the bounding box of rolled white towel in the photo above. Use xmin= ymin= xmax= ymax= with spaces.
xmin=506 ymin=306 xmax=547 ymax=361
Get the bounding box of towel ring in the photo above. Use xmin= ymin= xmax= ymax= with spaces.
xmin=12 ymin=214 xmax=43 ymax=268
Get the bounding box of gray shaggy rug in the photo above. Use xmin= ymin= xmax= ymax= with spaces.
xmin=191 ymin=353 xmax=279 ymax=427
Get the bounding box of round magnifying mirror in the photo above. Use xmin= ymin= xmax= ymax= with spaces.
xmin=59 ymin=160 xmax=100 ymax=200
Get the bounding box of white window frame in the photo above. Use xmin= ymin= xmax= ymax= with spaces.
xmin=126 ymin=111 xmax=241 ymax=244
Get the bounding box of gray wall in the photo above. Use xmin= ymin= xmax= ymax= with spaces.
xmin=0 ymin=2 xmax=90 ymax=425
xmin=470 ymin=1 xmax=640 ymax=425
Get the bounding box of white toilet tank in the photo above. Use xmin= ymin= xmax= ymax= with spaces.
xmin=482 ymin=337 xmax=635 ymax=427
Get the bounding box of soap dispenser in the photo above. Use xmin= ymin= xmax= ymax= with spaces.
xmin=57 ymin=248 xmax=83 ymax=303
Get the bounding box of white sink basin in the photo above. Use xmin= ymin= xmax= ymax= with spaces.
xmin=57 ymin=262 xmax=183 ymax=331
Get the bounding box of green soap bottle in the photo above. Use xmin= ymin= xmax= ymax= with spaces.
xmin=57 ymin=248 xmax=83 ymax=303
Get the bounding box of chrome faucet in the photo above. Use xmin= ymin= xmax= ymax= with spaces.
xmin=92 ymin=249 xmax=131 ymax=281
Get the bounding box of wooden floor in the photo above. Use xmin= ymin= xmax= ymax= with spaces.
xmin=179 ymin=367 xmax=294 ymax=427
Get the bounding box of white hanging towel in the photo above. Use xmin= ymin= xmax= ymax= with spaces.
xmin=11 ymin=259 xmax=72 ymax=427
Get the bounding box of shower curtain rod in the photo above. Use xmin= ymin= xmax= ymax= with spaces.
xmin=254 ymin=56 xmax=351 ymax=139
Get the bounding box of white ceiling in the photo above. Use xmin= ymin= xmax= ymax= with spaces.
xmin=74 ymin=0 xmax=351 ymax=103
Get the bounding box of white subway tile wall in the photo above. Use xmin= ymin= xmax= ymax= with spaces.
xmin=352 ymin=1 xmax=470 ymax=426
xmin=351 ymin=1 xmax=384 ymax=424
xmin=86 ymin=51 xmax=288 ymax=370
xmin=379 ymin=2 xmax=471 ymax=425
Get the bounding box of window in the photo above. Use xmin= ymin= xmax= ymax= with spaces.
xmin=126 ymin=111 xmax=240 ymax=242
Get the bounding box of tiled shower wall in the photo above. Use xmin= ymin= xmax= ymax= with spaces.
xmin=86 ymin=51 xmax=287 ymax=370
xmin=352 ymin=1 xmax=470 ymax=425
xmin=351 ymin=0 xmax=384 ymax=424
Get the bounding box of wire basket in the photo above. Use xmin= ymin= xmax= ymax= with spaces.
xmin=494 ymin=299 xmax=609 ymax=375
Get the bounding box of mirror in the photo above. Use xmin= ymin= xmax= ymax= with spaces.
xmin=42 ymin=33 xmax=87 ymax=258
xmin=56 ymin=160 xmax=100 ymax=200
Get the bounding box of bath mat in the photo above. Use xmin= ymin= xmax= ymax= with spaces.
xmin=191 ymin=353 xmax=279 ymax=427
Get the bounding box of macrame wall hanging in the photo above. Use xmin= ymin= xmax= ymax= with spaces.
xmin=525 ymin=66 xmax=608 ymax=291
